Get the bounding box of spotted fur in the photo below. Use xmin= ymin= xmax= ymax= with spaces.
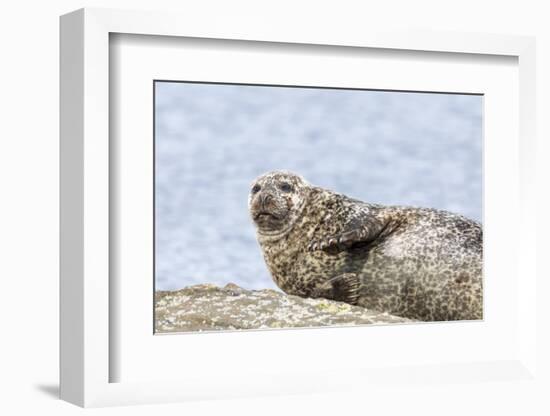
xmin=248 ymin=171 xmax=483 ymax=322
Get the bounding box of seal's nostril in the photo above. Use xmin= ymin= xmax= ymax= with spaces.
xmin=259 ymin=193 xmax=273 ymax=207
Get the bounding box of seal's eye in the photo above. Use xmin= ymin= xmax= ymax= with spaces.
xmin=279 ymin=182 xmax=293 ymax=193
xmin=251 ymin=184 xmax=261 ymax=194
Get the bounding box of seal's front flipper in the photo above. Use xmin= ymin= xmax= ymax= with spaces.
xmin=307 ymin=215 xmax=388 ymax=252
xmin=330 ymin=273 xmax=361 ymax=304
xmin=310 ymin=273 xmax=361 ymax=305
xmin=308 ymin=228 xmax=367 ymax=251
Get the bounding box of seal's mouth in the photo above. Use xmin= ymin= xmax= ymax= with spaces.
xmin=253 ymin=211 xmax=281 ymax=221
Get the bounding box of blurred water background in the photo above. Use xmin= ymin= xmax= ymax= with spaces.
xmin=155 ymin=82 xmax=482 ymax=291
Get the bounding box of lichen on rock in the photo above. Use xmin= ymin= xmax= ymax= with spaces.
xmin=155 ymin=283 xmax=411 ymax=333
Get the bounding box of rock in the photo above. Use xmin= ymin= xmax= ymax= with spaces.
xmin=155 ymin=283 xmax=412 ymax=333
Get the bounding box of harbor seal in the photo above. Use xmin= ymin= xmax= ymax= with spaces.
xmin=248 ymin=170 xmax=483 ymax=321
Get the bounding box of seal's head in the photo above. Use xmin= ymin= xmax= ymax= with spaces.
xmin=248 ymin=170 xmax=310 ymax=237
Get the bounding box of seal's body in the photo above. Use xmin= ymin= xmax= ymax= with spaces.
xmin=248 ymin=171 xmax=482 ymax=322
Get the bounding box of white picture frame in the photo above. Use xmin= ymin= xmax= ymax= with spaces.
xmin=60 ymin=7 xmax=538 ymax=408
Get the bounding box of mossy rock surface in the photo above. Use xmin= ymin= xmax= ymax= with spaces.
xmin=155 ymin=283 xmax=412 ymax=333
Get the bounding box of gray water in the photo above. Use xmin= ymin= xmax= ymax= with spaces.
xmin=155 ymin=82 xmax=482 ymax=291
